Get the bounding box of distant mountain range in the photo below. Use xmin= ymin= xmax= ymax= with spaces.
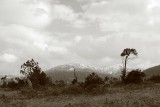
xmin=1 ymin=63 xmax=158 ymax=84
xmin=45 ymin=63 xmax=123 ymax=83
xmin=46 ymin=63 xmax=160 ymax=83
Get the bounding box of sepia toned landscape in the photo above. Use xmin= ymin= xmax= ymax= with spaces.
xmin=1 ymin=0 xmax=160 ymax=107
xmin=0 ymin=51 xmax=160 ymax=107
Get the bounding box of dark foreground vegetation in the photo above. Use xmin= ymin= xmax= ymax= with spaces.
xmin=0 ymin=82 xmax=160 ymax=107
xmin=1 ymin=48 xmax=160 ymax=107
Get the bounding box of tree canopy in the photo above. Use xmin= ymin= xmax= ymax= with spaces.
xmin=20 ymin=59 xmax=50 ymax=88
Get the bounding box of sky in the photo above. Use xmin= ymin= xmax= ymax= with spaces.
xmin=0 ymin=0 xmax=160 ymax=75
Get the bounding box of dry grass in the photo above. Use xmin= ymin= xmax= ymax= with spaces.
xmin=0 ymin=83 xmax=160 ymax=107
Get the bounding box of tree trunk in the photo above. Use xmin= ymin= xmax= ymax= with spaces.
xmin=122 ymin=56 xmax=128 ymax=82
xmin=74 ymin=69 xmax=78 ymax=83
xmin=27 ymin=79 xmax=33 ymax=89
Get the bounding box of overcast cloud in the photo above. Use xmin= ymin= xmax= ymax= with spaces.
xmin=0 ymin=0 xmax=160 ymax=75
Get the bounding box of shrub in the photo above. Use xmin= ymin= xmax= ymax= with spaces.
xmin=2 ymin=82 xmax=7 ymax=88
xmin=125 ymin=69 xmax=145 ymax=84
xmin=84 ymin=73 xmax=104 ymax=88
xmin=7 ymin=81 xmax=18 ymax=89
xmin=14 ymin=77 xmax=27 ymax=88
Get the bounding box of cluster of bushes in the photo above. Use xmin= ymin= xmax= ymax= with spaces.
xmin=123 ymin=69 xmax=160 ymax=84
xmin=1 ymin=73 xmax=52 ymax=90
xmin=7 ymin=79 xmax=24 ymax=89
xmin=124 ymin=69 xmax=145 ymax=84
xmin=84 ymin=73 xmax=104 ymax=87
xmin=1 ymin=77 xmax=25 ymax=89
xmin=1 ymin=76 xmax=50 ymax=91
xmin=1 ymin=59 xmax=52 ymax=90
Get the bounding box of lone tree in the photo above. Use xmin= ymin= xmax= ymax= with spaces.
xmin=120 ymin=48 xmax=138 ymax=82
xmin=72 ymin=68 xmax=78 ymax=85
xmin=20 ymin=59 xmax=49 ymax=89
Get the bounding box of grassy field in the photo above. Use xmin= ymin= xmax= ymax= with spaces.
xmin=0 ymin=83 xmax=160 ymax=107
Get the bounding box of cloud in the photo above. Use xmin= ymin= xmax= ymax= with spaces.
xmin=75 ymin=36 xmax=82 ymax=42
xmin=50 ymin=4 xmax=87 ymax=28
xmin=81 ymin=0 xmax=160 ymax=33
xmin=0 ymin=22 xmax=74 ymax=71
xmin=51 ymin=4 xmax=78 ymax=22
xmin=0 ymin=0 xmax=51 ymax=29
xmin=0 ymin=0 xmax=160 ymax=75
xmin=0 ymin=53 xmax=18 ymax=63
xmin=0 ymin=24 xmax=51 ymax=49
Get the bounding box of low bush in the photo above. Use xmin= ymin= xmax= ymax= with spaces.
xmin=84 ymin=73 xmax=104 ymax=88
xmin=7 ymin=81 xmax=19 ymax=89
xmin=125 ymin=69 xmax=145 ymax=84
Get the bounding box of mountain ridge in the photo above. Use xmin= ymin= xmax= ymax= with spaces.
xmin=45 ymin=63 xmax=123 ymax=83
xmin=143 ymin=65 xmax=160 ymax=77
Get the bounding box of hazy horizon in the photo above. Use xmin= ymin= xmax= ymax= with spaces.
xmin=0 ymin=0 xmax=160 ymax=75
